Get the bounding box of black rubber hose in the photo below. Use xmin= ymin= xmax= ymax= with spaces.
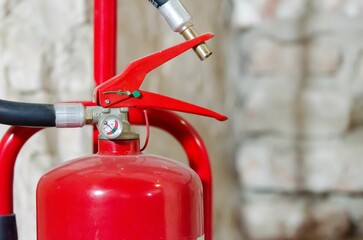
xmin=0 ymin=99 xmax=55 ymax=127
xmin=0 ymin=214 xmax=17 ymax=240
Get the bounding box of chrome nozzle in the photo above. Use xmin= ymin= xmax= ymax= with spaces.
xmin=180 ymin=25 xmax=212 ymax=61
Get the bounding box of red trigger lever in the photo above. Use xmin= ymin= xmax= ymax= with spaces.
xmin=95 ymin=33 xmax=228 ymax=121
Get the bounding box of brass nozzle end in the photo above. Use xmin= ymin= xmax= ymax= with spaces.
xmin=180 ymin=25 xmax=212 ymax=61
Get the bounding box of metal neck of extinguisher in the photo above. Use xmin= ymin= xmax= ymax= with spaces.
xmin=98 ymin=139 xmax=141 ymax=155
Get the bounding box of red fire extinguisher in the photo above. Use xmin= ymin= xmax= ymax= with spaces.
xmin=0 ymin=1 xmax=226 ymax=240
xmin=36 ymin=34 xmax=226 ymax=240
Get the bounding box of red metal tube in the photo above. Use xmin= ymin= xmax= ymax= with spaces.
xmin=94 ymin=0 xmax=117 ymax=86
xmin=0 ymin=127 xmax=41 ymax=215
xmin=129 ymin=108 xmax=213 ymax=240
xmin=94 ymin=0 xmax=117 ymax=153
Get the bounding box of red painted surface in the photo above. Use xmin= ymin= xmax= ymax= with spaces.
xmin=94 ymin=0 xmax=117 ymax=86
xmin=37 ymin=139 xmax=204 ymax=240
xmin=0 ymin=127 xmax=41 ymax=215
xmin=130 ymin=108 xmax=213 ymax=240
xmin=93 ymin=0 xmax=117 ymax=153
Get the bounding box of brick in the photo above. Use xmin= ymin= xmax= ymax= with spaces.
xmin=308 ymin=42 xmax=342 ymax=77
xmin=0 ymin=0 xmax=5 ymax=19
xmin=4 ymin=50 xmax=45 ymax=92
xmin=52 ymin=25 xmax=93 ymax=101
xmin=297 ymin=200 xmax=351 ymax=239
xmin=305 ymin=128 xmax=363 ymax=192
xmin=0 ymin=44 xmax=6 ymax=98
xmin=242 ymin=193 xmax=351 ymax=240
xmin=330 ymin=196 xmax=363 ymax=236
xmin=248 ymin=38 xmax=341 ymax=78
xmin=243 ymin=193 xmax=306 ymax=240
xmin=248 ymin=39 xmax=304 ymax=77
xmin=238 ymin=128 xmax=363 ymax=193
xmin=57 ymin=128 xmax=92 ymax=163
xmin=237 ymin=137 xmax=299 ymax=191
xmin=351 ymin=95 xmax=363 ymax=128
xmin=241 ymin=84 xmax=351 ymax=137
xmin=2 ymin=3 xmax=48 ymax=92
xmin=2 ymin=0 xmax=90 ymax=94
xmin=312 ymin=0 xmax=363 ymax=18
xmin=352 ymin=54 xmax=363 ymax=93
xmin=36 ymin=0 xmax=88 ymax=40
xmin=231 ymin=0 xmax=307 ymax=29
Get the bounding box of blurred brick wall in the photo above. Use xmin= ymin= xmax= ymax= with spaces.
xmin=230 ymin=0 xmax=363 ymax=239
xmin=0 ymin=1 xmax=239 ymax=240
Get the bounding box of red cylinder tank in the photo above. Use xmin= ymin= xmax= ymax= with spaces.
xmin=36 ymin=139 xmax=204 ymax=240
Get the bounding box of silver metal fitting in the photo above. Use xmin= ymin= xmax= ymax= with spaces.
xmin=159 ymin=0 xmax=192 ymax=32
xmin=54 ymin=103 xmax=85 ymax=128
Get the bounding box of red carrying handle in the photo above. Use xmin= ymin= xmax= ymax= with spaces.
xmin=95 ymin=34 xmax=227 ymax=122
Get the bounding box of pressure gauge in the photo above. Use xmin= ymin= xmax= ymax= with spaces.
xmin=98 ymin=115 xmax=123 ymax=139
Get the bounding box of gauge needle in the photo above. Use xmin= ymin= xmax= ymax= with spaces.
xmin=104 ymin=122 xmax=113 ymax=130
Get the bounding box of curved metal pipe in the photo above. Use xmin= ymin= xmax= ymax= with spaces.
xmin=0 ymin=127 xmax=42 ymax=215
xmin=94 ymin=0 xmax=117 ymax=86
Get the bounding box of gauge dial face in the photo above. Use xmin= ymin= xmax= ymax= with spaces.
xmin=99 ymin=115 xmax=123 ymax=139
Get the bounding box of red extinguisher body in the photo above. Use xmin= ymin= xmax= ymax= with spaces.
xmin=36 ymin=139 xmax=204 ymax=240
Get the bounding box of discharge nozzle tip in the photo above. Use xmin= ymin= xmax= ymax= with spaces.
xmin=180 ymin=25 xmax=212 ymax=61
